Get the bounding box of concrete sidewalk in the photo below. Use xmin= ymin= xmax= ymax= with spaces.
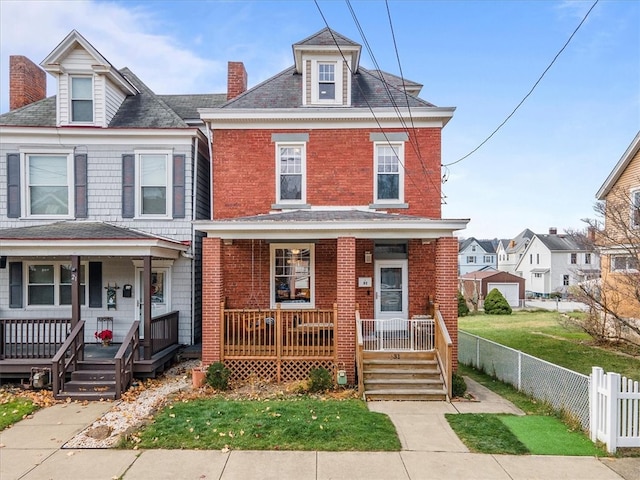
xmin=1 ymin=379 xmax=638 ymax=480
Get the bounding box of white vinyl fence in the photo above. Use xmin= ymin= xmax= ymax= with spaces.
xmin=459 ymin=331 xmax=640 ymax=453
xmin=590 ymin=367 xmax=640 ymax=453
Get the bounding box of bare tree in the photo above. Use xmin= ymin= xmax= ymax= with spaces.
xmin=568 ymin=188 xmax=640 ymax=348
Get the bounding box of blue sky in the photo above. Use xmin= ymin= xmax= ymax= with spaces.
xmin=1 ymin=0 xmax=638 ymax=240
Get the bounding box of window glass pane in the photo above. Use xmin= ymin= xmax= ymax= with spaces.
xmin=151 ymin=272 xmax=165 ymax=304
xmin=142 ymin=186 xmax=167 ymax=214
xmin=72 ymin=100 xmax=93 ymax=122
xmin=280 ymin=176 xmax=301 ymax=200
xmin=30 ymin=186 xmax=69 ymax=214
xmin=29 ymin=286 xmax=54 ymax=305
xmin=319 ymin=83 xmax=335 ymax=100
xmin=376 ymin=146 xmax=400 ymax=200
xmin=141 ymin=155 xmax=167 ymax=185
xmin=377 ymin=174 xmax=399 ymax=200
xmin=380 ymin=267 xmax=402 ymax=312
xmin=29 ymin=265 xmax=54 ymax=284
xmin=29 ymin=156 xmax=67 ymax=185
xmin=28 ymin=265 xmax=54 ymax=305
xmin=274 ymin=247 xmax=311 ymax=304
xmin=59 ymin=286 xmax=86 ymax=305
xmin=72 ymin=77 xmax=92 ymax=98
xmin=318 ymin=64 xmax=335 ymax=81
xmin=279 ymin=146 xmax=302 ymax=201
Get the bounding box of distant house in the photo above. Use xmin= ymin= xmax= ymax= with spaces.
xmin=0 ymin=30 xmax=222 ymax=397
xmin=458 ymin=237 xmax=497 ymax=275
xmin=515 ymin=228 xmax=600 ymax=297
xmin=496 ymin=229 xmax=534 ymax=275
xmin=459 ymin=270 xmax=525 ymax=308
xmin=595 ymin=131 xmax=640 ymax=325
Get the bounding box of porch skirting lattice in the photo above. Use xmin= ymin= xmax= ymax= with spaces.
xmin=224 ymin=359 xmax=335 ymax=383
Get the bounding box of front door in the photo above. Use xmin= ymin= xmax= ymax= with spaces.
xmin=375 ymin=260 xmax=408 ymax=326
xmin=135 ymin=268 xmax=170 ymax=338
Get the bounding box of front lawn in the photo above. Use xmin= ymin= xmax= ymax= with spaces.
xmin=459 ymin=310 xmax=640 ymax=379
xmin=124 ymin=397 xmax=401 ymax=451
xmin=0 ymin=396 xmax=38 ymax=430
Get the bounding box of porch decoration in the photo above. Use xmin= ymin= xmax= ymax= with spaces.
xmin=105 ymin=283 xmax=120 ymax=310
xmin=95 ymin=329 xmax=113 ymax=346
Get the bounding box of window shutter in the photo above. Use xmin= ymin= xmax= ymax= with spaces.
xmin=75 ymin=153 xmax=88 ymax=218
xmin=88 ymin=262 xmax=102 ymax=308
xmin=9 ymin=262 xmax=23 ymax=308
xmin=122 ymin=154 xmax=135 ymax=218
xmin=7 ymin=153 xmax=20 ymax=218
xmin=173 ymin=154 xmax=186 ymax=218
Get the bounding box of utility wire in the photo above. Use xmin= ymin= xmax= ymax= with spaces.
xmin=443 ymin=0 xmax=599 ymax=168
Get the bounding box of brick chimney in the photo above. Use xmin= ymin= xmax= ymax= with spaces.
xmin=227 ymin=61 xmax=247 ymax=100
xmin=10 ymin=55 xmax=46 ymax=110
xmin=549 ymin=227 xmax=557 ymax=235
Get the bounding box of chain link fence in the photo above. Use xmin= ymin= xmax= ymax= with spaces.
xmin=459 ymin=330 xmax=590 ymax=430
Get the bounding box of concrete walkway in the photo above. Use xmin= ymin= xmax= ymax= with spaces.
xmin=1 ymin=378 xmax=638 ymax=480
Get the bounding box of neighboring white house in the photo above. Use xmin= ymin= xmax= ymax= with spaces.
xmin=515 ymin=229 xmax=600 ymax=297
xmin=458 ymin=237 xmax=498 ymax=275
xmin=496 ymin=228 xmax=534 ymax=275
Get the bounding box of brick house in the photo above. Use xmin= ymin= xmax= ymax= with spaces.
xmin=196 ymin=29 xmax=467 ymax=399
xmin=0 ymin=30 xmax=222 ymax=398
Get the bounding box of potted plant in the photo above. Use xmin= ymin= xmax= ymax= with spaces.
xmin=95 ymin=329 xmax=113 ymax=346
xmin=192 ymin=363 xmax=207 ymax=388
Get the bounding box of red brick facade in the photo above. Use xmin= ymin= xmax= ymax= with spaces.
xmin=211 ymin=128 xmax=442 ymax=219
xmin=9 ymin=56 xmax=46 ymax=111
xmin=435 ymin=236 xmax=459 ymax=369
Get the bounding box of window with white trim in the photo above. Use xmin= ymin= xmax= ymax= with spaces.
xmin=563 ymin=274 xmax=570 ymax=286
xmin=483 ymin=255 xmax=493 ymax=263
xmin=71 ymin=76 xmax=93 ymax=122
xmin=570 ymin=253 xmax=577 ymax=264
xmin=375 ymin=143 xmax=404 ymax=202
xmin=27 ymin=263 xmax=86 ymax=306
xmin=585 ymin=253 xmax=591 ymax=264
xmin=276 ymin=144 xmax=306 ymax=204
xmin=631 ymin=189 xmax=640 ymax=228
xmin=466 ymin=256 xmax=476 ymax=263
xmin=310 ymin=59 xmax=344 ymax=105
xmin=25 ymin=153 xmax=73 ymax=217
xmin=611 ymin=255 xmax=639 ymax=272
xmin=318 ymin=63 xmax=335 ymax=100
xmin=271 ymin=244 xmax=314 ymax=308
xmin=136 ymin=151 xmax=172 ymax=217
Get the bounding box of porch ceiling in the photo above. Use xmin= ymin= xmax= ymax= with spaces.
xmin=194 ymin=210 xmax=469 ymax=240
xmin=0 ymin=222 xmax=189 ymax=258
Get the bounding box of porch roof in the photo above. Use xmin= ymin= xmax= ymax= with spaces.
xmin=194 ymin=210 xmax=469 ymax=240
xmin=0 ymin=222 xmax=189 ymax=258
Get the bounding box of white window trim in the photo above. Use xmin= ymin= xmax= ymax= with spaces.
xmin=24 ymin=261 xmax=87 ymax=308
xmin=611 ymin=255 xmax=639 ymax=273
xmin=308 ymin=57 xmax=346 ymax=106
xmin=135 ymin=150 xmax=173 ymax=219
xmin=630 ymin=188 xmax=640 ymax=229
xmin=373 ymin=142 xmax=405 ymax=204
xmin=70 ymin=75 xmax=95 ymax=124
xmin=20 ymin=148 xmax=75 ymax=219
xmin=270 ymin=243 xmax=315 ymax=309
xmin=275 ymin=142 xmax=307 ymax=205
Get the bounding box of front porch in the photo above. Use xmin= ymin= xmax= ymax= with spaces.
xmin=0 ymin=312 xmax=181 ymax=400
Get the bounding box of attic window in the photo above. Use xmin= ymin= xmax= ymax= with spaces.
xmin=318 ymin=63 xmax=335 ymax=100
xmin=71 ymin=76 xmax=93 ymax=122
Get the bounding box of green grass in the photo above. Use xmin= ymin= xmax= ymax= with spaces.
xmin=500 ymin=415 xmax=604 ymax=456
xmin=459 ymin=310 xmax=640 ymax=379
xmin=446 ymin=414 xmax=528 ymax=454
xmin=126 ymin=397 xmax=401 ymax=451
xmin=0 ymin=398 xmax=38 ymax=430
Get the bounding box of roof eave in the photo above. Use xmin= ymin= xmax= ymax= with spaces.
xmin=596 ymin=131 xmax=640 ymax=200
xmin=0 ymin=238 xmax=188 ymax=258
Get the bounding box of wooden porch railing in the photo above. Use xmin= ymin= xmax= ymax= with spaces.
xmin=114 ymin=321 xmax=140 ymax=399
xmin=433 ymin=305 xmax=453 ymax=399
xmin=221 ymin=303 xmax=337 ymax=360
xmin=51 ymin=320 xmax=85 ymax=397
xmin=0 ymin=318 xmax=71 ymax=359
xmin=150 ymin=311 xmax=179 ymax=355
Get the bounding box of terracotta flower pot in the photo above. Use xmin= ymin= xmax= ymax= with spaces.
xmin=192 ymin=369 xmax=206 ymax=388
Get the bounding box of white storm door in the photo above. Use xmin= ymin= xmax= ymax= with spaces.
xmin=375 ymin=260 xmax=408 ymax=327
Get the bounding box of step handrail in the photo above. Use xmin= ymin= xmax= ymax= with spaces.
xmin=434 ymin=307 xmax=453 ymax=399
xmin=52 ymin=320 xmax=85 ymax=397
xmin=114 ymin=321 xmax=140 ymax=399
xmin=355 ymin=310 xmax=365 ymax=397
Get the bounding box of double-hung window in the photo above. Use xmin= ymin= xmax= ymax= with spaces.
xmin=276 ymin=144 xmax=305 ymax=204
xmin=71 ymin=76 xmax=93 ymax=122
xmin=137 ymin=152 xmax=171 ymax=217
xmin=27 ymin=263 xmax=86 ymax=306
xmin=272 ymin=244 xmax=314 ymax=308
xmin=26 ymin=153 xmax=73 ymax=217
xmin=611 ymin=255 xmax=639 ymax=272
xmin=318 ymin=63 xmax=335 ymax=100
xmin=375 ymin=143 xmax=404 ymax=203
xmin=570 ymin=253 xmax=577 ymax=264
xmin=631 ymin=189 xmax=640 ymax=228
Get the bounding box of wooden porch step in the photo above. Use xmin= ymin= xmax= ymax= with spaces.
xmin=365 ymin=378 xmax=444 ymax=388
xmin=55 ymin=389 xmax=118 ymax=401
xmin=365 ymin=388 xmax=447 ymax=401
xmin=363 ymin=368 xmax=441 ymax=380
xmin=363 ymin=359 xmax=438 ymax=368
xmin=71 ymin=369 xmax=117 ymax=382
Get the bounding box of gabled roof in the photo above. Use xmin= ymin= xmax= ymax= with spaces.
xmin=40 ymin=29 xmax=137 ymax=96
xmin=596 ymin=131 xmax=640 ymax=200
xmin=460 ymin=269 xmax=523 ymax=281
xmin=533 ymin=234 xmax=584 ymax=252
xmin=292 ymin=28 xmax=361 ymax=73
xmin=459 ymin=237 xmax=497 ymax=254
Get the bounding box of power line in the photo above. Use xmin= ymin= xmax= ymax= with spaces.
xmin=443 ymin=0 xmax=600 ymax=168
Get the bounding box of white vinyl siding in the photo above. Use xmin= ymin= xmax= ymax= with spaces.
xmin=105 ymin=78 xmax=127 ymax=125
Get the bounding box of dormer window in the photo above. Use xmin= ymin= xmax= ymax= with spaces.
xmin=318 ymin=63 xmax=335 ymax=100
xmin=71 ymin=76 xmax=93 ymax=122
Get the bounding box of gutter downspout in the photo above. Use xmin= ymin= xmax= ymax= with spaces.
xmin=190 ymin=135 xmax=199 ymax=346
xmin=206 ymin=121 xmax=214 ymax=217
